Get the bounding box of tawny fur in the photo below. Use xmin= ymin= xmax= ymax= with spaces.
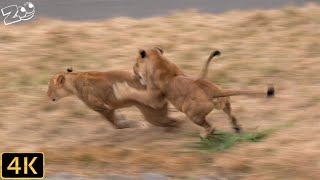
xmin=113 ymin=48 xmax=274 ymax=137
xmin=46 ymin=48 xmax=219 ymax=130
xmin=47 ymin=70 xmax=180 ymax=129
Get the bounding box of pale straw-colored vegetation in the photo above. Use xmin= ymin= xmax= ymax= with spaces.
xmin=1 ymin=4 xmax=320 ymax=179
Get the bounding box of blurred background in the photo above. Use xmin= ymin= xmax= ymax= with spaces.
xmin=0 ymin=0 xmax=319 ymax=179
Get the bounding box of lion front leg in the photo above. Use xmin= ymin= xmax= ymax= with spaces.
xmin=135 ymin=103 xmax=182 ymax=128
xmin=113 ymin=82 xmax=166 ymax=109
xmin=87 ymin=94 xmax=143 ymax=129
xmin=100 ymin=109 xmax=144 ymax=129
xmin=112 ymin=81 xmax=138 ymax=101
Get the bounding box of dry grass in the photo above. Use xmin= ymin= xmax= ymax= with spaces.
xmin=1 ymin=4 xmax=320 ymax=179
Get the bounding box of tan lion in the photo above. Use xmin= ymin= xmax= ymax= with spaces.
xmin=47 ymin=68 xmax=178 ymax=129
xmin=47 ymin=49 xmax=220 ymax=129
xmin=113 ymin=48 xmax=275 ymax=137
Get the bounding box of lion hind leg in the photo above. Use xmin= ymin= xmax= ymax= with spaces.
xmin=189 ymin=115 xmax=215 ymax=138
xmin=223 ymin=102 xmax=242 ymax=133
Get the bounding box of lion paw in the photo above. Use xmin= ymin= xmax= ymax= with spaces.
xmin=116 ymin=119 xmax=145 ymax=129
xmin=200 ymin=127 xmax=215 ymax=138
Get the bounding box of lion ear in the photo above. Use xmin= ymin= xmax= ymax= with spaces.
xmin=67 ymin=67 xmax=73 ymax=73
xmin=139 ymin=49 xmax=146 ymax=59
xmin=154 ymin=47 xmax=164 ymax=54
xmin=57 ymin=74 xmax=65 ymax=84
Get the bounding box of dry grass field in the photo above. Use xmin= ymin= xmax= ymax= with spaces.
xmin=1 ymin=4 xmax=320 ymax=179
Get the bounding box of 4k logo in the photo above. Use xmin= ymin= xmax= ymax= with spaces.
xmin=1 ymin=153 xmax=45 ymax=179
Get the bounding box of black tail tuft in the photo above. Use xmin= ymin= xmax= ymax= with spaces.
xmin=212 ymin=50 xmax=221 ymax=57
xmin=267 ymin=85 xmax=275 ymax=98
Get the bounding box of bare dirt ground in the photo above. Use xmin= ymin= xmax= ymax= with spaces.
xmin=1 ymin=4 xmax=320 ymax=179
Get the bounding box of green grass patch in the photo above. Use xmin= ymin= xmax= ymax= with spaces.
xmin=193 ymin=131 xmax=270 ymax=152
xmin=190 ymin=122 xmax=295 ymax=153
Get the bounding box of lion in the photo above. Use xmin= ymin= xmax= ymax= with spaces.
xmin=47 ymin=68 xmax=179 ymax=129
xmin=113 ymin=48 xmax=275 ymax=137
xmin=47 ymin=49 xmax=221 ymax=129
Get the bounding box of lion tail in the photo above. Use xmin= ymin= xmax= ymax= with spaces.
xmin=199 ymin=50 xmax=221 ymax=79
xmin=212 ymin=85 xmax=275 ymax=98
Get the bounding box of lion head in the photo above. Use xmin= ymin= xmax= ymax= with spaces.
xmin=47 ymin=68 xmax=73 ymax=102
xmin=132 ymin=47 xmax=165 ymax=86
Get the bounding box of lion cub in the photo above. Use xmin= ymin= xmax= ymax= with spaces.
xmin=113 ymin=48 xmax=274 ymax=137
